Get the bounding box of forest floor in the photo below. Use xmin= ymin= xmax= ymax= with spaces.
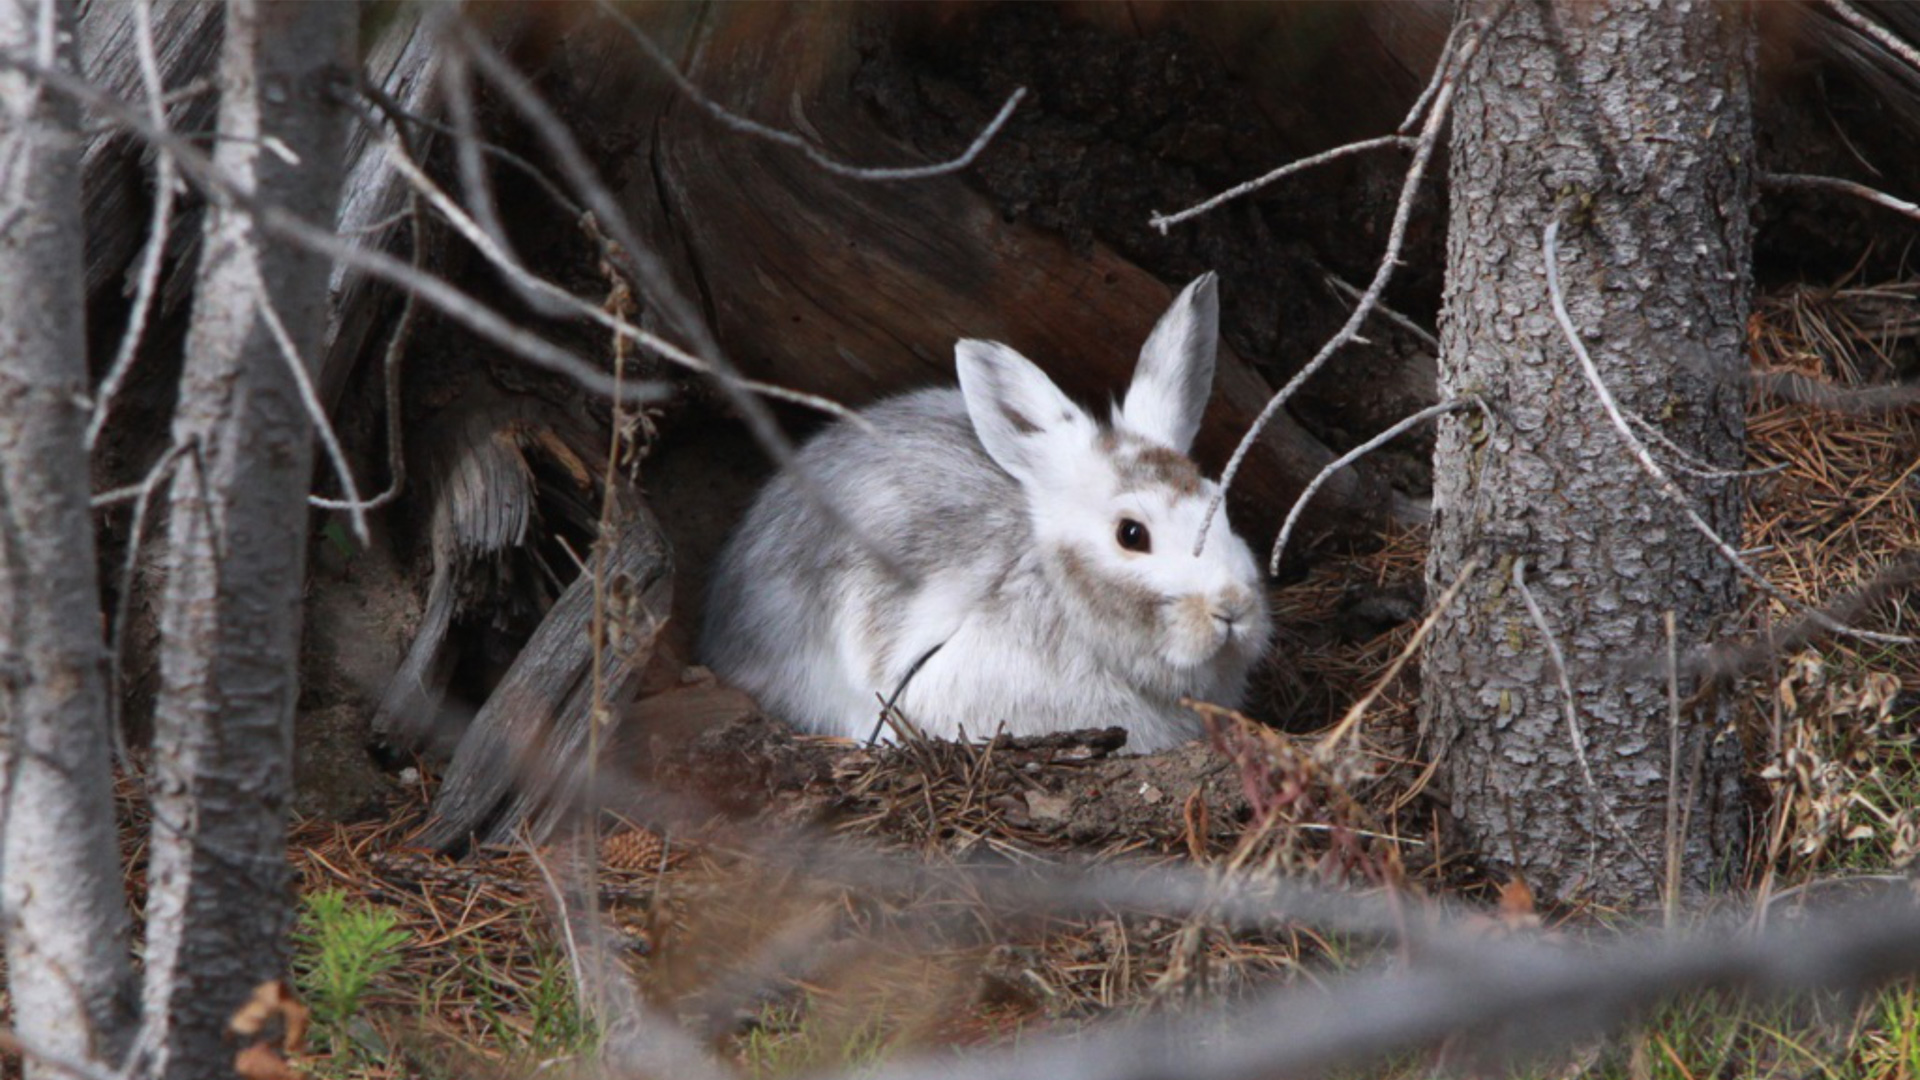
xmin=12 ymin=277 xmax=1917 ymax=1080
xmin=264 ymin=277 xmax=1920 ymax=1079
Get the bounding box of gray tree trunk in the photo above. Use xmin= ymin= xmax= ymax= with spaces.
xmin=138 ymin=4 xmax=349 ymax=1078
xmin=0 ymin=0 xmax=137 ymax=1073
xmin=1423 ymin=0 xmax=1752 ymax=906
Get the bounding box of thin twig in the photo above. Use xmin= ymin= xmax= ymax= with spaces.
xmin=311 ymin=92 xmax=429 ymax=515
xmin=591 ymin=0 xmax=1025 ymax=182
xmin=1542 ymin=214 xmax=1916 ymax=646
xmin=1150 ymin=135 xmax=1416 ymax=235
xmin=1510 ymin=557 xmax=1661 ymax=881
xmin=99 ymin=441 xmax=188 ymax=764
xmin=1818 ymin=0 xmax=1920 ymax=81
xmin=1192 ymin=14 xmax=1490 ymax=554
xmin=1626 ymin=411 xmax=1787 ymax=481
xmin=0 ymin=45 xmax=670 ymax=408
xmin=435 ymin=28 xmax=571 ymax=321
xmin=253 ymin=284 xmax=370 ymax=544
xmin=1324 ymin=272 xmax=1439 ymax=351
xmin=104 ymin=441 xmax=189 ymax=765
xmin=448 ymin=24 xmax=907 ymax=579
xmin=1761 ymin=171 xmax=1920 ymax=225
xmin=372 ymin=117 xmax=867 ymax=426
xmin=1400 ymin=16 xmax=1472 ymax=133
xmin=355 ymin=75 xmax=584 ymax=218
xmin=1269 ymin=398 xmax=1472 ymax=574
xmin=1662 ymin=610 xmax=1682 ymax=926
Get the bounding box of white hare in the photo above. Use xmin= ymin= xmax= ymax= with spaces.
xmin=700 ymin=274 xmax=1271 ymax=752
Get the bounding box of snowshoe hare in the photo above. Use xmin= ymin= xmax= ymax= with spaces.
xmin=700 ymin=274 xmax=1271 ymax=752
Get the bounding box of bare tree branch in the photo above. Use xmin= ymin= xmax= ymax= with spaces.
xmin=1750 ymin=368 xmax=1920 ymax=414
xmin=1188 ymin=9 xmax=1499 ymax=554
xmin=1323 ymin=272 xmax=1438 ymax=351
xmin=1819 ymin=0 xmax=1920 ymax=80
xmin=1268 ymin=398 xmax=1472 ymax=574
xmin=368 ymin=124 xmax=868 ymax=427
xmin=589 ymin=0 xmax=1026 ymax=182
xmin=855 ymin=893 xmax=1920 ymax=1080
xmin=1761 ymin=170 xmax=1920 ymax=225
xmin=0 ymin=42 xmax=670 ymax=408
xmin=1149 ymin=136 xmax=1416 ymax=235
xmin=252 ymin=283 xmax=369 ymax=543
xmin=1314 ymin=558 xmax=1479 ymax=761
xmin=446 ymin=19 xmax=910 ymax=577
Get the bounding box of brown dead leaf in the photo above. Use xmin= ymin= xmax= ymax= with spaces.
xmin=227 ymin=980 xmax=309 ymax=1056
xmin=1497 ymin=875 xmax=1540 ymax=928
xmin=235 ymin=1042 xmax=301 ymax=1080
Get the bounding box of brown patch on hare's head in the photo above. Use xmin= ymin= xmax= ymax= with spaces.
xmin=1114 ymin=443 xmax=1204 ymax=498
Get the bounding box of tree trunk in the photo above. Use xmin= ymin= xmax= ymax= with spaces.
xmin=139 ymin=4 xmax=350 ymax=1077
xmin=1423 ymin=0 xmax=1751 ymax=905
xmin=0 ymin=1 xmax=138 ymax=1072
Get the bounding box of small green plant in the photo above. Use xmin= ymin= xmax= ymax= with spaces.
xmin=737 ymin=996 xmax=897 ymax=1079
xmin=523 ymin=942 xmax=594 ymax=1058
xmin=293 ymin=890 xmax=411 ymax=1041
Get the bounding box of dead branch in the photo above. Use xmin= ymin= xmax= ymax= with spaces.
xmin=1761 ymin=170 xmax=1920 ymax=226
xmin=1269 ymin=398 xmax=1472 ymax=574
xmin=856 ymin=891 xmax=1920 ymax=1080
xmin=1819 ymin=0 xmax=1920 ymax=81
xmin=0 ymin=42 xmax=669 ymax=408
xmin=589 ymin=0 xmax=1025 ymax=183
xmin=1750 ymin=368 xmax=1920 ymax=414
xmin=1188 ymin=7 xmax=1498 ymax=554
xmin=1148 ymin=136 xmax=1416 ymax=235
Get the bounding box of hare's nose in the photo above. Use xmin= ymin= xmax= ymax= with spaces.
xmin=1211 ymin=604 xmax=1248 ymax=636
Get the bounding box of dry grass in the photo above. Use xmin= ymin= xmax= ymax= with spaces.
xmin=1741 ymin=281 xmax=1920 ymax=894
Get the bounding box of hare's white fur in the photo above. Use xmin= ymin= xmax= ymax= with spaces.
xmin=700 ymin=274 xmax=1271 ymax=753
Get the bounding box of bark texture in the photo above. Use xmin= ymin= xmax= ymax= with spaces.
xmin=1423 ymin=0 xmax=1751 ymax=905
xmin=139 ymin=4 xmax=350 ymax=1078
xmin=0 ymin=1 xmax=137 ymax=1072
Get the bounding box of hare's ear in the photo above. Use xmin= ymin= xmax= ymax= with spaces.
xmin=957 ymin=339 xmax=1087 ymax=485
xmin=1121 ymin=272 xmax=1218 ymax=453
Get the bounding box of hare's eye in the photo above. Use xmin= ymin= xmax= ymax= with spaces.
xmin=1116 ymin=518 xmax=1152 ymax=553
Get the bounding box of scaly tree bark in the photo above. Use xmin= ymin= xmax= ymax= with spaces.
xmin=139 ymin=4 xmax=350 ymax=1077
xmin=1423 ymin=0 xmax=1751 ymax=905
xmin=0 ymin=1 xmax=137 ymax=1073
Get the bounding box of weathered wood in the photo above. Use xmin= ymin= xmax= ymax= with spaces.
xmin=371 ymin=403 xmax=536 ymax=750
xmin=421 ymin=496 xmax=674 ymax=851
xmin=77 ymin=0 xmax=221 ymax=301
